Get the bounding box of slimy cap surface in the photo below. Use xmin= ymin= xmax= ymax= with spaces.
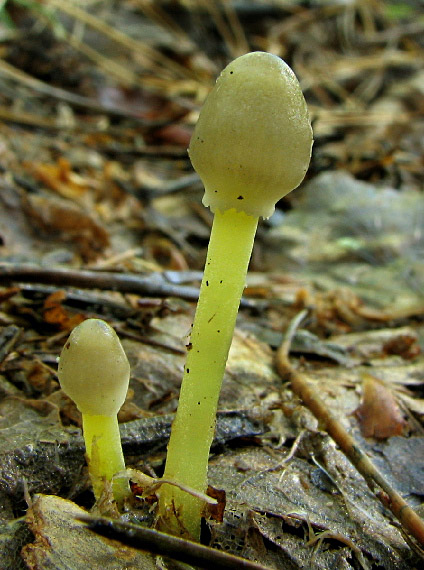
xmin=58 ymin=319 xmax=130 ymax=416
xmin=189 ymin=52 xmax=313 ymax=218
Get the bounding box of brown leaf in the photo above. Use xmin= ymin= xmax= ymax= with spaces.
xmin=205 ymin=485 xmax=226 ymax=523
xmin=25 ymin=359 xmax=57 ymax=394
xmin=42 ymin=290 xmax=85 ymax=331
xmin=21 ymin=192 xmax=109 ymax=260
xmin=354 ymin=373 xmax=408 ymax=439
xmin=26 ymin=157 xmax=89 ymax=200
xmin=153 ymin=124 xmax=192 ymax=146
xmin=0 ymin=286 xmax=20 ymax=302
xmin=383 ymin=334 xmax=421 ymax=360
xmin=22 ymin=495 xmax=156 ymax=569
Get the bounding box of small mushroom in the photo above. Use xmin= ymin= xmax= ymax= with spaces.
xmin=58 ymin=318 xmax=131 ymax=503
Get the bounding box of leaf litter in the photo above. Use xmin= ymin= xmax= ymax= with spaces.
xmin=0 ymin=1 xmax=423 ymax=568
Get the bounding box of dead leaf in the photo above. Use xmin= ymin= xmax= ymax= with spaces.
xmin=354 ymin=373 xmax=408 ymax=439
xmin=383 ymin=334 xmax=421 ymax=360
xmin=21 ymin=494 xmax=156 ymax=569
xmin=0 ymin=287 xmax=20 ymax=302
xmin=25 ymin=157 xmax=89 ymax=200
xmin=25 ymin=359 xmax=58 ymax=394
xmin=42 ymin=290 xmax=85 ymax=331
xmin=205 ymin=485 xmax=226 ymax=523
xmin=153 ymin=124 xmax=192 ymax=146
xmin=21 ymin=192 xmax=109 ymax=260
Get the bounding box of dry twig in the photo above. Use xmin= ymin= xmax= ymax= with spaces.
xmin=0 ymin=59 xmax=163 ymax=125
xmin=276 ymin=310 xmax=424 ymax=550
xmin=0 ymin=263 xmax=199 ymax=301
xmin=78 ymin=514 xmax=270 ymax=570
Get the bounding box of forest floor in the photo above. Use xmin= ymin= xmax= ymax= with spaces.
xmin=0 ymin=1 xmax=423 ymax=569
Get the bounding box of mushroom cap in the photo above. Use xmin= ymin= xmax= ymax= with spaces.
xmin=189 ymin=52 xmax=313 ymax=218
xmin=58 ymin=319 xmax=130 ymax=416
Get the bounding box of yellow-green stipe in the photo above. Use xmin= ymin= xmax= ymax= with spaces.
xmin=83 ymin=414 xmax=129 ymax=503
xmin=159 ymin=208 xmax=258 ymax=538
xmin=57 ymin=318 xmax=131 ymax=504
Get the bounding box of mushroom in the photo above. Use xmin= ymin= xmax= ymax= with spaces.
xmin=58 ymin=318 xmax=131 ymax=503
xmin=158 ymin=52 xmax=313 ymax=539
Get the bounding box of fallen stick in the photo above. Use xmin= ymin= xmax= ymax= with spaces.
xmin=276 ymin=309 xmax=424 ymax=550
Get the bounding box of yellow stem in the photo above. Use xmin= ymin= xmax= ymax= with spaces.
xmin=82 ymin=414 xmax=130 ymax=503
xmin=158 ymin=208 xmax=258 ymax=539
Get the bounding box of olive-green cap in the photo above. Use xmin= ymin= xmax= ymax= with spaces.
xmin=189 ymin=52 xmax=313 ymax=218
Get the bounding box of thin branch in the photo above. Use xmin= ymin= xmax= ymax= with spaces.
xmin=133 ymin=0 xmax=195 ymax=51
xmin=276 ymin=310 xmax=424 ymax=549
xmin=0 ymin=264 xmax=254 ymax=308
xmin=220 ymin=0 xmax=250 ymax=55
xmin=78 ymin=514 xmax=271 ymax=570
xmin=197 ymin=0 xmax=239 ymax=58
xmin=0 ymin=59 xmax=163 ymax=125
xmin=0 ymin=264 xmax=199 ymax=301
xmin=42 ymin=0 xmax=198 ymax=82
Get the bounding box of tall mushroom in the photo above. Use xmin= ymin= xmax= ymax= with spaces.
xmin=158 ymin=51 xmax=313 ymax=538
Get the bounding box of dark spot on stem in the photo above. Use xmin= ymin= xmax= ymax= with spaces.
xmin=237 ymin=195 xmax=244 ymax=200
